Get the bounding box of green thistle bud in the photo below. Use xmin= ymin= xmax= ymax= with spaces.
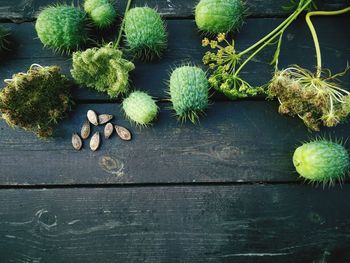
xmin=293 ymin=139 xmax=350 ymax=186
xmin=169 ymin=66 xmax=209 ymax=123
xmin=71 ymin=44 xmax=135 ymax=98
xmin=122 ymin=91 xmax=158 ymax=126
xmin=35 ymin=5 xmax=89 ymax=53
xmin=124 ymin=7 xmax=167 ymax=60
xmin=84 ymin=0 xmax=117 ymax=28
xmin=195 ymin=0 xmax=246 ymax=33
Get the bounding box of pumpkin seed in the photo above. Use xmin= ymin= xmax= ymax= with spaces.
xmin=87 ymin=110 xmax=98 ymax=126
xmin=98 ymin=114 xmax=113 ymax=125
xmin=90 ymin=132 xmax=100 ymax=151
xmin=104 ymin=122 xmax=114 ymax=139
xmin=72 ymin=133 xmax=82 ymax=150
xmin=80 ymin=119 xmax=91 ymax=139
xmin=115 ymin=125 xmax=132 ymax=141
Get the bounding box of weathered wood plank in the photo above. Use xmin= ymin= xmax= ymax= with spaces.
xmin=0 ymin=101 xmax=349 ymax=185
xmin=0 ymin=185 xmax=349 ymax=262
xmin=0 ymin=0 xmax=348 ymax=21
xmin=0 ymin=17 xmax=349 ymax=101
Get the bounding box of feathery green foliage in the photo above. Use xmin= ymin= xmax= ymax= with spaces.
xmin=71 ymin=43 xmax=135 ymax=98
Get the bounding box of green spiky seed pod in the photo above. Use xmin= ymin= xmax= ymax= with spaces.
xmin=124 ymin=7 xmax=167 ymax=60
xmin=84 ymin=0 xmax=116 ymax=28
xmin=293 ymin=139 xmax=350 ymax=185
xmin=0 ymin=65 xmax=73 ymax=137
xmin=169 ymin=66 xmax=209 ymax=123
xmin=195 ymin=0 xmax=246 ymax=33
xmin=122 ymin=91 xmax=158 ymax=126
xmin=71 ymin=44 xmax=135 ymax=98
xmin=0 ymin=26 xmax=9 ymax=51
xmin=35 ymin=5 xmax=89 ymax=53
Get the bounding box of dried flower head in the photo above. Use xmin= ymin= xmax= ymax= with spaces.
xmin=267 ymin=65 xmax=350 ymax=131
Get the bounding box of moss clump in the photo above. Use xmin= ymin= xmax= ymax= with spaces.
xmin=122 ymin=91 xmax=158 ymax=126
xmin=71 ymin=44 xmax=135 ymax=98
xmin=84 ymin=0 xmax=117 ymax=28
xmin=35 ymin=5 xmax=89 ymax=53
xmin=0 ymin=65 xmax=73 ymax=137
xmin=124 ymin=7 xmax=167 ymax=60
xmin=169 ymin=66 xmax=209 ymax=123
xmin=293 ymin=139 xmax=350 ymax=186
xmin=195 ymin=0 xmax=246 ymax=33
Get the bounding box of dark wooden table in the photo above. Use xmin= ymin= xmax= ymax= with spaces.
xmin=0 ymin=0 xmax=349 ymax=262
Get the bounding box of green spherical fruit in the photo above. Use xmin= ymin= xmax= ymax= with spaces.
xmin=84 ymin=0 xmax=116 ymax=28
xmin=195 ymin=0 xmax=246 ymax=33
xmin=124 ymin=7 xmax=167 ymax=60
xmin=35 ymin=5 xmax=89 ymax=53
xmin=293 ymin=139 xmax=350 ymax=185
xmin=71 ymin=44 xmax=135 ymax=98
xmin=169 ymin=66 xmax=209 ymax=123
xmin=122 ymin=91 xmax=158 ymax=126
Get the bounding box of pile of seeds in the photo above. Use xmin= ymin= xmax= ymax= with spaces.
xmin=72 ymin=110 xmax=132 ymax=151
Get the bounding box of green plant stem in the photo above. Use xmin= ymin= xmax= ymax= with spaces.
xmin=305 ymin=7 xmax=350 ymax=78
xmin=235 ymin=0 xmax=312 ymax=76
xmin=114 ymin=0 xmax=133 ymax=48
xmin=239 ymin=0 xmax=312 ymax=57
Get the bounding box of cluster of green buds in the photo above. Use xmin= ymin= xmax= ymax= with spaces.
xmin=202 ymin=33 xmax=265 ymax=100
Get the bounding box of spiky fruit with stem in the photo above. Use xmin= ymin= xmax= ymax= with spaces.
xmin=124 ymin=7 xmax=167 ymax=60
xmin=195 ymin=0 xmax=246 ymax=33
xmin=0 ymin=26 xmax=9 ymax=51
xmin=35 ymin=5 xmax=89 ymax=53
xmin=0 ymin=64 xmax=73 ymax=137
xmin=293 ymin=138 xmax=350 ymax=186
xmin=202 ymin=0 xmax=315 ymax=99
xmin=122 ymin=91 xmax=158 ymax=126
xmin=71 ymin=43 xmax=135 ymax=98
xmin=267 ymin=6 xmax=350 ymax=131
xmin=169 ymin=66 xmax=209 ymax=123
xmin=84 ymin=0 xmax=117 ymax=28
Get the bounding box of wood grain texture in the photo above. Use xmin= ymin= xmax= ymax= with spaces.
xmin=0 ymin=17 xmax=349 ymax=101
xmin=0 ymin=101 xmax=349 ymax=185
xmin=0 ymin=0 xmax=348 ymax=22
xmin=0 ymin=185 xmax=350 ymax=262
